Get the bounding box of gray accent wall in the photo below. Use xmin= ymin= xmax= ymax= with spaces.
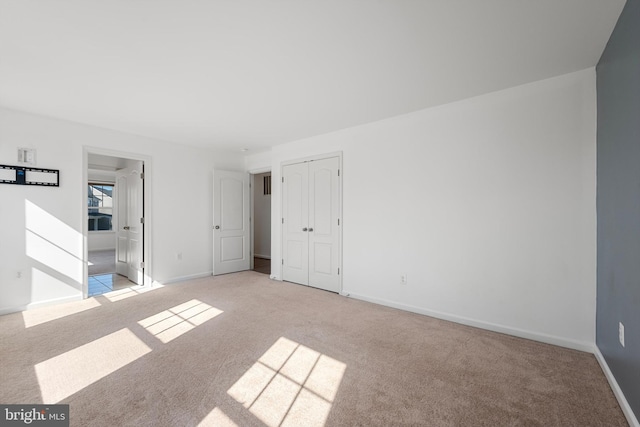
xmin=596 ymin=0 xmax=640 ymax=420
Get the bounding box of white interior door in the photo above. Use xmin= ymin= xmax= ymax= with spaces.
xmin=213 ymin=170 xmax=250 ymax=275
xmin=115 ymin=163 xmax=144 ymax=285
xmin=127 ymin=162 xmax=144 ymax=285
xmin=308 ymin=157 xmax=340 ymax=292
xmin=282 ymin=157 xmax=341 ymax=292
xmin=282 ymin=162 xmax=309 ymax=285
xmin=115 ymin=170 xmax=128 ymax=276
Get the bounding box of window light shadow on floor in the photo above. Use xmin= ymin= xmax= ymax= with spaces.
xmin=227 ymin=337 xmax=346 ymax=427
xmin=100 ymin=283 xmax=163 ymax=302
xmin=22 ymin=296 xmax=101 ymax=328
xmin=35 ymin=328 xmax=151 ymax=403
xmin=138 ymin=299 xmax=223 ymax=344
xmin=198 ymin=407 xmax=239 ymax=427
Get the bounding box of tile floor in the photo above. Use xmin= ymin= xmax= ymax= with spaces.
xmin=88 ymin=273 xmax=135 ymax=297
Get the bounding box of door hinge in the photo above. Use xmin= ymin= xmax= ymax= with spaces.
xmin=338 ymin=218 xmax=340 ymax=226
xmin=140 ymin=217 xmax=145 ymax=224
xmin=140 ymin=261 xmax=145 ymax=269
xmin=140 ymin=172 xmax=145 ymax=180
xmin=282 ymin=218 xmax=284 ymax=224
xmin=338 ymin=169 xmax=340 ymax=177
xmin=282 ymin=177 xmax=284 ymax=183
xmin=282 ymin=259 xmax=284 ymax=265
xmin=338 ymin=267 xmax=340 ymax=275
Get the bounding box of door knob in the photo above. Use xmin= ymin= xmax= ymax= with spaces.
xmin=302 ymin=227 xmax=308 ymax=232
xmin=123 ymin=226 xmax=130 ymax=230
xmin=308 ymin=228 xmax=314 ymax=232
xmin=215 ymin=225 xmax=220 ymax=229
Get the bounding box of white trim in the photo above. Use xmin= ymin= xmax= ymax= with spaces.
xmin=0 ymin=295 xmax=83 ymax=315
xmin=158 ymin=271 xmax=213 ymax=285
xmin=344 ymin=292 xmax=594 ymax=352
xmin=594 ymin=347 xmax=640 ymax=427
xmin=248 ymin=166 xmax=272 ymax=174
xmin=280 ymin=150 xmax=343 ymax=167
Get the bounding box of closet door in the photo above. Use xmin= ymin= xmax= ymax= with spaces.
xmin=282 ymin=162 xmax=309 ymax=285
xmin=282 ymin=156 xmax=341 ymax=293
xmin=308 ymin=157 xmax=340 ymax=292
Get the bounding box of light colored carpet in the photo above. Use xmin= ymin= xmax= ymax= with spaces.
xmin=0 ymin=272 xmax=627 ymax=426
xmin=88 ymin=250 xmax=116 ymax=276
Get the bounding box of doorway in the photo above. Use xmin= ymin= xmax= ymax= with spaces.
xmin=84 ymin=150 xmax=149 ymax=297
xmin=252 ymin=171 xmax=271 ymax=276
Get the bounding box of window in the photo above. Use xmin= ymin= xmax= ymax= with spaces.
xmin=88 ymin=183 xmax=114 ymax=231
xmin=263 ymin=175 xmax=271 ymax=195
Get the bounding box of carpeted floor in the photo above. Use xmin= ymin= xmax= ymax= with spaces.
xmin=0 ymin=272 xmax=627 ymax=426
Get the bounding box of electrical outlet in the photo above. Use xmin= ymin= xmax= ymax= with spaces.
xmin=400 ymin=274 xmax=407 ymax=285
xmin=16 ymin=270 xmax=22 ymax=279
xmin=619 ymin=322 xmax=625 ymax=348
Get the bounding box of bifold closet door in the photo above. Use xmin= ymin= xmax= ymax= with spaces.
xmin=282 ymin=157 xmax=340 ymax=293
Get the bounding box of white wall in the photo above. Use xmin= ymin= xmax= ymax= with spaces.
xmin=0 ymin=108 xmax=243 ymax=313
xmin=252 ymin=172 xmax=271 ymax=259
xmin=246 ymin=68 xmax=597 ymax=350
xmin=87 ymin=233 xmax=115 ymax=251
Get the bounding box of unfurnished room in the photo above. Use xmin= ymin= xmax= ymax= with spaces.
xmin=0 ymin=1 xmax=638 ymax=426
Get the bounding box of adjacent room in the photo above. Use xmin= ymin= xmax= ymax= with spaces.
xmin=0 ymin=1 xmax=638 ymax=426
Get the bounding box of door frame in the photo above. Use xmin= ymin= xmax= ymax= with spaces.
xmin=249 ymin=167 xmax=272 ymax=274
xmin=82 ymin=146 xmax=153 ymax=298
xmin=280 ymin=151 xmax=343 ymax=292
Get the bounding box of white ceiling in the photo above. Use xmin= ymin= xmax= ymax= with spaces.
xmin=0 ymin=1 xmax=625 ymax=152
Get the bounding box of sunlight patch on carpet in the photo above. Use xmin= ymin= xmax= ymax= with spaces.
xmin=228 ymin=337 xmax=346 ymax=427
xmin=102 ymin=283 xmax=164 ymax=302
xmin=23 ymin=298 xmax=101 ymax=328
xmin=138 ymin=299 xmax=223 ymax=343
xmin=198 ymin=407 xmax=239 ymax=427
xmin=35 ymin=328 xmax=151 ymax=403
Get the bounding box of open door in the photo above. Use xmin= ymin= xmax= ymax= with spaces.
xmin=115 ymin=170 xmax=128 ymax=277
xmin=115 ymin=162 xmax=144 ymax=285
xmin=213 ymin=170 xmax=250 ymax=275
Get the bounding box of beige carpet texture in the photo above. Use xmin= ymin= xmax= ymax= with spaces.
xmin=0 ymin=272 xmax=627 ymax=426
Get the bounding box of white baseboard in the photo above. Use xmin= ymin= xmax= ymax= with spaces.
xmin=159 ymin=271 xmax=213 ymax=285
xmin=344 ymin=292 xmax=594 ymax=352
xmin=254 ymin=254 xmax=271 ymax=260
xmin=594 ymin=346 xmax=639 ymax=427
xmin=0 ymin=294 xmax=83 ymax=316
